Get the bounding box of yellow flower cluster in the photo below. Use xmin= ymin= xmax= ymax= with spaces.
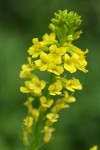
xmin=20 ymin=32 xmax=88 ymax=145
xmin=20 ymin=10 xmax=88 ymax=149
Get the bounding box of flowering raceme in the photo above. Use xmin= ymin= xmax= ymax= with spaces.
xmin=20 ymin=10 xmax=89 ymax=150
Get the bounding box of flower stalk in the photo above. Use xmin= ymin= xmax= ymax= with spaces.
xmin=20 ymin=9 xmax=89 ymax=150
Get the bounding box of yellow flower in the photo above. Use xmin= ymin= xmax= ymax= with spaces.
xmin=48 ymin=45 xmax=66 ymax=64
xmin=48 ymin=63 xmax=64 ymax=75
xmin=40 ymin=96 xmax=53 ymax=108
xmin=46 ymin=113 xmax=59 ymax=122
xmin=24 ymin=97 xmax=34 ymax=113
xmin=66 ymin=78 xmax=82 ymax=92
xmin=20 ymin=76 xmax=46 ymax=94
xmin=90 ymin=145 xmax=98 ymax=150
xmin=64 ymin=54 xmax=76 ymax=73
xmin=20 ymin=9 xmax=89 ymax=147
xmin=32 ymin=38 xmax=40 ymax=45
xmin=23 ymin=116 xmax=33 ymax=135
xmin=72 ymin=53 xmax=88 ymax=73
xmin=20 ymin=86 xmax=30 ymax=93
xmin=51 ymin=91 xmax=76 ymax=113
xmin=43 ymin=126 xmax=55 ymax=143
xmin=64 ymin=43 xmax=88 ymax=57
xmin=71 ymin=44 xmax=88 ymax=57
xmin=51 ymin=103 xmax=69 ymax=113
xmin=31 ymin=77 xmax=46 ymax=94
xmin=22 ymin=57 xmax=34 ymax=71
xmin=28 ymin=38 xmax=45 ymax=58
xmin=23 ymin=116 xmax=33 ymax=128
xmin=31 ymin=109 xmax=39 ymax=122
xmin=20 ymin=57 xmax=36 ymax=78
xmin=35 ymin=52 xmax=49 ymax=71
xmin=48 ymin=81 xmax=62 ymax=95
xmin=20 ymin=71 xmax=34 ymax=79
xmin=42 ymin=32 xmax=57 ymax=45
xmin=24 ymin=97 xmax=34 ymax=106
xmin=64 ymin=43 xmax=88 ymax=72
xmin=61 ymin=91 xmax=76 ymax=103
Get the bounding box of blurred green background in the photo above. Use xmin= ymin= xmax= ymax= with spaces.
xmin=0 ymin=0 xmax=100 ymax=150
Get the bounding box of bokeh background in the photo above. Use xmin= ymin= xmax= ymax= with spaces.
xmin=0 ymin=0 xmax=100 ymax=150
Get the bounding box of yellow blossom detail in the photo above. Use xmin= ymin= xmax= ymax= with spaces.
xmin=23 ymin=116 xmax=33 ymax=128
xmin=64 ymin=43 xmax=88 ymax=56
xmin=63 ymin=91 xmax=76 ymax=103
xmin=48 ymin=63 xmax=64 ymax=75
xmin=64 ymin=43 xmax=88 ymax=73
xmin=66 ymin=78 xmax=82 ymax=92
xmin=31 ymin=109 xmax=39 ymax=122
xmin=35 ymin=52 xmax=49 ymax=71
xmin=46 ymin=113 xmax=59 ymax=123
xmin=31 ymin=77 xmax=46 ymax=94
xmin=64 ymin=54 xmax=76 ymax=73
xmin=40 ymin=96 xmax=54 ymax=108
xmin=51 ymin=103 xmax=69 ymax=113
xmin=48 ymin=81 xmax=62 ymax=95
xmin=71 ymin=53 xmax=88 ymax=73
xmin=48 ymin=45 xmax=66 ymax=64
xmin=28 ymin=38 xmax=45 ymax=58
xmin=22 ymin=116 xmax=33 ymax=146
xmin=22 ymin=57 xmax=35 ymax=71
xmin=20 ymin=71 xmax=34 ymax=79
xmin=24 ymin=97 xmax=34 ymax=113
xmin=43 ymin=126 xmax=55 ymax=143
xmin=20 ymin=86 xmax=30 ymax=93
xmin=42 ymin=32 xmax=57 ymax=45
xmin=20 ymin=57 xmax=36 ymax=78
xmin=20 ymin=76 xmax=46 ymax=94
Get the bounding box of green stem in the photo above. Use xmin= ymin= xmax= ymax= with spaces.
xmin=44 ymin=73 xmax=55 ymax=98
xmin=30 ymin=73 xmax=55 ymax=150
xmin=30 ymin=111 xmax=44 ymax=150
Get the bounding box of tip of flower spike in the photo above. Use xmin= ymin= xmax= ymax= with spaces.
xmin=49 ymin=9 xmax=82 ymax=43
